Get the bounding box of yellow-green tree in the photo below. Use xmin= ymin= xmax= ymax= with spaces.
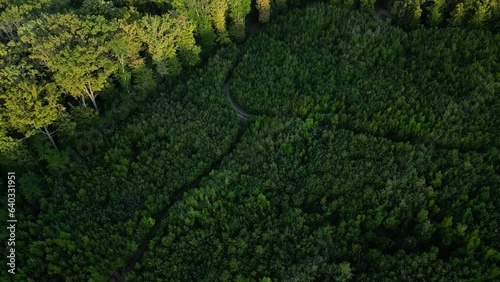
xmin=136 ymin=13 xmax=201 ymax=76
xmin=1 ymin=82 xmax=63 ymax=149
xmin=170 ymin=0 xmax=218 ymax=49
xmin=108 ymin=21 xmax=144 ymax=92
xmin=209 ymin=0 xmax=231 ymax=43
xmin=0 ymin=3 xmax=36 ymax=40
xmin=470 ymin=0 xmax=496 ymax=28
xmin=449 ymin=3 xmax=467 ymax=26
xmin=256 ymin=0 xmax=271 ymax=23
xmin=19 ymin=14 xmax=120 ymax=111
xmin=427 ymin=0 xmax=445 ymax=27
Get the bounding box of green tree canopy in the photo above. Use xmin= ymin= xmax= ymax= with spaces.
xmin=137 ymin=13 xmax=200 ymax=76
xmin=1 ymin=81 xmax=63 ymax=148
xmin=19 ymin=13 xmax=120 ymax=110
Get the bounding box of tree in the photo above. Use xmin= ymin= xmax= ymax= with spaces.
xmin=1 ymin=82 xmax=63 ymax=149
xmin=79 ymin=0 xmax=127 ymax=18
xmin=335 ymin=262 xmax=354 ymax=282
xmin=0 ymin=0 xmax=12 ymax=9
xmin=360 ymin=0 xmax=375 ymax=13
xmin=360 ymin=0 xmax=376 ymax=13
xmin=108 ymin=23 xmax=144 ymax=92
xmin=469 ymin=0 xmax=495 ymax=28
xmin=52 ymin=45 xmax=118 ymax=111
xmin=427 ymin=0 xmax=445 ymax=27
xmin=137 ymin=13 xmax=200 ymax=76
xmin=170 ymin=0 xmax=218 ymax=49
xmin=256 ymin=0 xmax=271 ymax=23
xmin=343 ymin=0 xmax=356 ymax=8
xmin=0 ymin=3 xmax=33 ymax=40
xmin=391 ymin=0 xmax=423 ymax=30
xmin=19 ymin=13 xmax=120 ymax=111
xmin=209 ymin=0 xmax=231 ymax=43
xmin=228 ymin=0 xmax=251 ymax=42
xmin=0 ymin=121 xmax=20 ymax=156
xmin=449 ymin=3 xmax=467 ymax=26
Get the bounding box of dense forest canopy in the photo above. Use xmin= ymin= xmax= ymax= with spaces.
xmin=0 ymin=0 xmax=498 ymax=281
xmin=230 ymin=6 xmax=500 ymax=150
xmin=131 ymin=5 xmax=498 ymax=281
xmin=133 ymin=117 xmax=499 ymax=281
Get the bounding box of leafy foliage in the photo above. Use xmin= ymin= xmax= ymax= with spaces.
xmin=1 ymin=1 xmax=498 ymax=281
xmin=136 ymin=13 xmax=201 ymax=76
xmin=132 ymin=117 xmax=499 ymax=281
xmin=13 ymin=46 xmax=239 ymax=281
xmin=129 ymin=5 xmax=499 ymax=281
xmin=230 ymin=5 xmax=500 ymax=150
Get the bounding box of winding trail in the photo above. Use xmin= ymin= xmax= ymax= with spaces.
xmin=110 ymin=21 xmax=263 ymax=279
xmin=372 ymin=8 xmax=390 ymax=19
xmin=110 ymin=124 xmax=247 ymax=282
xmin=224 ymin=80 xmax=251 ymax=121
xmin=109 ymin=12 xmax=493 ymax=281
xmin=110 ymin=45 xmax=252 ymax=282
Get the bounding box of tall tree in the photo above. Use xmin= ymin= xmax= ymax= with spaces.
xmin=137 ymin=13 xmax=200 ymax=76
xmin=107 ymin=28 xmax=143 ymax=91
xmin=51 ymin=45 xmax=118 ymax=110
xmin=228 ymin=0 xmax=251 ymax=42
xmin=1 ymin=82 xmax=63 ymax=149
xmin=469 ymin=0 xmax=496 ymax=28
xmin=0 ymin=3 xmax=35 ymax=40
xmin=392 ymin=0 xmax=424 ymax=30
xmin=256 ymin=0 xmax=271 ymax=23
xmin=427 ymin=0 xmax=445 ymax=27
xmin=170 ymin=0 xmax=218 ymax=49
xmin=449 ymin=2 xmax=467 ymax=26
xmin=209 ymin=0 xmax=230 ymax=43
xmin=19 ymin=13 xmax=120 ymax=111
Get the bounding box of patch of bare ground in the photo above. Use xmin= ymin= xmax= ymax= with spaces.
xmin=373 ymin=8 xmax=390 ymax=19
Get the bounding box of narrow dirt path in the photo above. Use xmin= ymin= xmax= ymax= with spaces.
xmin=372 ymin=8 xmax=390 ymax=18
xmin=109 ymin=42 xmax=253 ymax=282
xmin=110 ymin=122 xmax=247 ymax=281
xmin=109 ymin=14 xmax=494 ymax=281
xmin=224 ymin=81 xmax=250 ymax=121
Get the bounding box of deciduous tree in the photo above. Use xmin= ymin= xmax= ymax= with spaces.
xmin=360 ymin=0 xmax=376 ymax=13
xmin=228 ymin=0 xmax=251 ymax=42
xmin=209 ymin=0 xmax=231 ymax=43
xmin=137 ymin=13 xmax=200 ymax=76
xmin=256 ymin=0 xmax=271 ymax=23
xmin=19 ymin=14 xmax=120 ymax=111
xmin=427 ymin=0 xmax=445 ymax=27
xmin=392 ymin=0 xmax=423 ymax=30
xmin=1 ymin=82 xmax=63 ymax=149
xmin=170 ymin=0 xmax=218 ymax=48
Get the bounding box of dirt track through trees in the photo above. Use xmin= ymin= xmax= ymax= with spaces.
xmin=110 ymin=44 xmax=251 ymax=282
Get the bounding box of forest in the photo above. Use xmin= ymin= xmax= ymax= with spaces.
xmin=0 ymin=0 xmax=499 ymax=281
